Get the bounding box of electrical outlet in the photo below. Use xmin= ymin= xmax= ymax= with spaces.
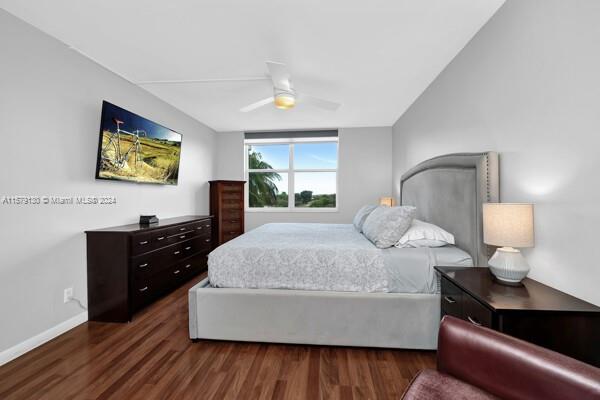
xmin=64 ymin=287 xmax=73 ymax=303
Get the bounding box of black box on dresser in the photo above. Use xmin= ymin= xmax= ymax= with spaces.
xmin=86 ymin=215 xmax=213 ymax=322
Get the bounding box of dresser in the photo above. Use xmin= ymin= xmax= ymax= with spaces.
xmin=435 ymin=266 xmax=600 ymax=366
xmin=209 ymin=180 xmax=245 ymax=246
xmin=86 ymin=215 xmax=213 ymax=322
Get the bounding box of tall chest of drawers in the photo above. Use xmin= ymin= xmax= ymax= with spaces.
xmin=209 ymin=180 xmax=245 ymax=246
xmin=86 ymin=215 xmax=213 ymax=322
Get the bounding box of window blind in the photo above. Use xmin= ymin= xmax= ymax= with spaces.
xmin=244 ymin=130 xmax=338 ymax=140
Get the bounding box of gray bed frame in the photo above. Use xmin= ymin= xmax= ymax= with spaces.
xmin=189 ymin=152 xmax=499 ymax=349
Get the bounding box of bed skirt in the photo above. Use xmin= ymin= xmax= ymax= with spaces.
xmin=189 ymin=278 xmax=441 ymax=350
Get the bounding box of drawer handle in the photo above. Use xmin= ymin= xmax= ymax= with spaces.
xmin=205 ymin=224 xmax=210 ymax=228
xmin=179 ymin=235 xmax=186 ymax=239
xmin=185 ymin=246 xmax=192 ymax=250
xmin=139 ymin=240 xmax=149 ymax=245
xmin=229 ymin=231 xmax=237 ymax=234
xmin=205 ymin=239 xmax=211 ymax=243
xmin=196 ymin=226 xmax=203 ymax=230
xmin=180 ymin=227 xmax=186 ymax=231
xmin=444 ymin=296 xmax=456 ymax=304
xmin=139 ymin=286 xmax=148 ymax=292
xmin=157 ymin=236 xmax=165 ymax=241
xmin=173 ymin=269 xmax=181 ymax=275
xmin=184 ymin=264 xmax=191 ymax=269
xmin=139 ymin=263 xmax=149 ymax=268
xmin=174 ymin=251 xmax=181 ymax=255
xmin=467 ymin=316 xmax=482 ymax=326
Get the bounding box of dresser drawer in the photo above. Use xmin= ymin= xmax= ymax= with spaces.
xmin=463 ymin=294 xmax=493 ymax=328
xmin=181 ymin=236 xmax=212 ymax=257
xmin=132 ymin=279 xmax=155 ymax=310
xmin=221 ymin=191 xmax=242 ymax=201
xmin=221 ymin=183 xmax=243 ymax=192
xmin=170 ymin=243 xmax=187 ymax=261
xmin=168 ymin=230 xmax=195 ymax=244
xmin=151 ymin=229 xmax=169 ymax=249
xmin=132 ymin=244 xmax=181 ymax=278
xmin=221 ymin=199 xmax=242 ymax=210
xmin=222 ymin=220 xmax=242 ymax=232
xmin=133 ymin=262 xmax=186 ymax=309
xmin=222 ymin=231 xmax=241 ymax=243
xmin=131 ymin=232 xmax=152 ymax=256
xmin=156 ymin=258 xmax=205 ymax=291
xmin=190 ymin=220 xmax=212 ymax=235
xmin=167 ymin=223 xmax=196 ymax=237
xmin=180 ymin=253 xmax=208 ymax=277
xmin=132 ymin=253 xmax=155 ymax=279
xmin=441 ymin=277 xmax=463 ymax=318
xmin=222 ymin=210 xmax=242 ymax=220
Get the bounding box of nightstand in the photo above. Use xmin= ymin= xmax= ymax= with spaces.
xmin=435 ymin=266 xmax=600 ymax=367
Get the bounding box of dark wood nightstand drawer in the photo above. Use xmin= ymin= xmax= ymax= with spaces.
xmin=441 ymin=277 xmax=463 ymax=318
xmin=463 ymin=294 xmax=493 ymax=328
xmin=435 ymin=266 xmax=600 ymax=366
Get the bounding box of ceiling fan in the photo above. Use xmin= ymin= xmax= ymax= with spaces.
xmin=240 ymin=61 xmax=341 ymax=112
xmin=136 ymin=61 xmax=341 ymax=113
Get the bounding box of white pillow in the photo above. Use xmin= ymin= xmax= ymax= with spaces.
xmin=395 ymin=220 xmax=455 ymax=248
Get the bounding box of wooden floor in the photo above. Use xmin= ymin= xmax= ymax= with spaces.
xmin=0 ymin=274 xmax=436 ymax=400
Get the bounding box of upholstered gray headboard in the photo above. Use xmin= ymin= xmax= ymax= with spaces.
xmin=400 ymin=152 xmax=499 ymax=267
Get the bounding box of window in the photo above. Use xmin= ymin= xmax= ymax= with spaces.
xmin=245 ymin=133 xmax=338 ymax=211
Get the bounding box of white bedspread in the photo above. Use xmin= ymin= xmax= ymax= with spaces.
xmin=208 ymin=223 xmax=472 ymax=293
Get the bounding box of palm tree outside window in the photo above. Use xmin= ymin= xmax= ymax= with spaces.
xmin=245 ymin=134 xmax=338 ymax=211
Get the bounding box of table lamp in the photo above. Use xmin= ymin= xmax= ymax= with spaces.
xmin=483 ymin=203 xmax=534 ymax=284
xmin=379 ymin=197 xmax=395 ymax=207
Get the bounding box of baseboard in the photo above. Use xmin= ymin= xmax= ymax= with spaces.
xmin=0 ymin=311 xmax=88 ymax=366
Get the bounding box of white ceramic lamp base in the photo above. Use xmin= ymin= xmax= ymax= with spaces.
xmin=488 ymin=247 xmax=530 ymax=284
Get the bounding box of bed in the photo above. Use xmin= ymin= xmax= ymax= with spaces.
xmin=208 ymin=223 xmax=472 ymax=293
xmin=189 ymin=152 xmax=499 ymax=349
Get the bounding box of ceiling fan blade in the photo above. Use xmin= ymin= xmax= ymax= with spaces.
xmin=266 ymin=61 xmax=291 ymax=91
xmin=298 ymin=93 xmax=341 ymax=111
xmin=240 ymin=97 xmax=274 ymax=113
xmin=137 ymin=77 xmax=269 ymax=85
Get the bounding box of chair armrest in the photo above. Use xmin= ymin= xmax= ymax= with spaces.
xmin=437 ymin=316 xmax=600 ymax=400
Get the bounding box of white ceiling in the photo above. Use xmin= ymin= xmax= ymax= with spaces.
xmin=0 ymin=0 xmax=504 ymax=132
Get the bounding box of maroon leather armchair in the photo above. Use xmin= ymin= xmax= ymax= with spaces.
xmin=402 ymin=316 xmax=600 ymax=400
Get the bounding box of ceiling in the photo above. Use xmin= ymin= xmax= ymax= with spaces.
xmin=0 ymin=0 xmax=504 ymax=132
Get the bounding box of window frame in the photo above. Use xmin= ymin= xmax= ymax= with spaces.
xmin=244 ymin=137 xmax=339 ymax=212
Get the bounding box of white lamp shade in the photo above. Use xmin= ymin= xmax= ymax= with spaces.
xmin=483 ymin=203 xmax=534 ymax=248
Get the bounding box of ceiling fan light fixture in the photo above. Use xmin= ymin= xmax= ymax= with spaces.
xmin=274 ymin=92 xmax=296 ymax=110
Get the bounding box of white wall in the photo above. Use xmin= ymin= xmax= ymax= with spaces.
xmin=216 ymin=127 xmax=393 ymax=230
xmin=0 ymin=10 xmax=216 ymax=355
xmin=392 ymin=0 xmax=600 ymax=305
